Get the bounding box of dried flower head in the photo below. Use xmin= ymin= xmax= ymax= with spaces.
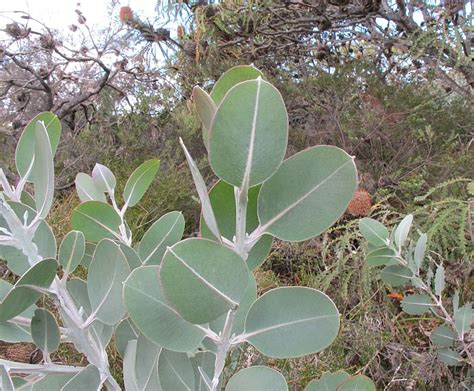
xmin=347 ymin=189 xmax=372 ymax=216
xmin=120 ymin=6 xmax=134 ymax=23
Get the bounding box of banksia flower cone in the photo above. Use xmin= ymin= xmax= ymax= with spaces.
xmin=120 ymin=6 xmax=133 ymax=23
xmin=347 ymin=189 xmax=372 ymax=216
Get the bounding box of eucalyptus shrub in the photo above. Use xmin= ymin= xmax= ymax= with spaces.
xmin=359 ymin=215 xmax=473 ymax=368
xmin=0 ymin=65 xmax=376 ymax=390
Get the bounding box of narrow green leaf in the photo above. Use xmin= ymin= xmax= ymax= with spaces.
xmin=338 ymin=375 xmax=376 ymax=391
xmin=359 ymin=218 xmax=389 ymax=248
xmin=242 ymin=287 xmax=339 ymax=358
xmin=209 ymin=78 xmax=288 ymax=188
xmin=87 ymin=239 xmax=130 ymax=325
xmin=454 ymin=304 xmax=472 ymax=338
xmin=123 ymin=266 xmax=205 ymax=352
xmin=61 ymin=365 xmax=101 ymax=391
xmin=381 ymin=265 xmax=413 ymax=287
xmin=201 ymin=180 xmax=272 ymax=270
xmin=394 ymin=214 xmax=413 ymax=249
xmin=431 ymin=325 xmax=457 ymax=347
xmin=225 ymin=366 xmax=287 ymax=391
xmin=59 ymin=231 xmax=85 ymax=276
xmin=92 ymin=163 xmax=116 ymax=194
xmin=74 ymin=173 xmax=106 ymax=203
xmin=437 ymin=348 xmax=463 ymax=366
xmin=180 ymin=138 xmax=222 ymax=242
xmin=123 ymin=159 xmax=160 ymax=207
xmin=0 ymin=259 xmax=57 ymax=321
xmin=138 ymin=211 xmax=185 ymax=266
xmin=193 ymin=86 xmax=216 ymax=149
xmin=401 ymin=294 xmax=433 ymax=315
xmin=365 ymin=247 xmax=397 ymax=267
xmin=434 ymin=264 xmax=445 ymax=297
xmin=31 ymin=309 xmax=60 ymax=354
xmin=258 ymin=146 xmax=357 ymax=241
xmin=71 ymin=201 xmax=121 ymax=242
xmin=15 ymin=112 xmax=61 ymax=180
xmin=158 ymin=350 xmax=195 ymax=391
xmin=33 ymin=121 xmax=54 ymax=219
xmin=210 ymin=65 xmax=264 ymax=104
xmin=160 ymin=238 xmax=249 ymax=324
xmin=304 ymin=370 xmax=350 ymax=391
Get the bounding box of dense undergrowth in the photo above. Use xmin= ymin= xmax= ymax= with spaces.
xmin=0 ymin=59 xmax=472 ymax=389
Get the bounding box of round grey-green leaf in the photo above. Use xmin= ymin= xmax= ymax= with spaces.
xmin=305 ymin=370 xmax=350 ymax=391
xmin=31 ymin=309 xmax=60 ymax=355
xmin=431 ymin=325 xmax=457 ymax=347
xmin=437 ymin=348 xmax=463 ymax=366
xmin=138 ymin=211 xmax=185 ymax=266
xmin=401 ymin=294 xmax=433 ymax=315
xmin=114 ymin=318 xmax=139 ymax=358
xmin=158 ymin=350 xmax=195 ymax=391
xmin=359 ymin=218 xmax=389 ymax=248
xmin=366 ymin=247 xmax=397 ymax=267
xmin=258 ymin=146 xmax=357 ymax=241
xmin=338 ymin=375 xmax=376 ymax=391
xmin=160 ymin=238 xmax=249 ymax=324
xmin=225 ymin=366 xmax=287 ymax=391
xmin=61 ymin=364 xmax=101 ymax=391
xmin=59 ymin=231 xmax=85 ymax=276
xmin=381 ymin=265 xmax=413 ymax=287
xmin=242 ymin=287 xmax=339 ymax=358
xmin=71 ymin=201 xmax=121 ymax=242
xmin=123 ymin=266 xmax=205 ymax=352
xmin=123 ymin=159 xmax=160 ymax=207
xmin=209 ymin=78 xmax=288 ymax=188
xmin=74 ymin=173 xmax=106 ymax=203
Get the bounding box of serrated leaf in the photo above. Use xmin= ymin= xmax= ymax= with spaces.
xmin=15 ymin=112 xmax=61 ymax=180
xmin=209 ymin=78 xmax=288 ymax=188
xmin=454 ymin=304 xmax=472 ymax=338
xmin=61 ymin=364 xmax=101 ymax=391
xmin=71 ymin=201 xmax=121 ymax=242
xmin=414 ymin=233 xmax=427 ymax=272
xmin=59 ymin=231 xmax=85 ymax=276
xmin=210 ymin=65 xmax=264 ymax=104
xmin=381 ymin=265 xmax=413 ymax=287
xmin=225 ymin=366 xmax=288 ymax=391
xmin=87 ymin=239 xmax=130 ymax=325
xmin=365 ymin=247 xmax=397 ymax=267
xmin=123 ymin=266 xmax=205 ymax=352
xmin=434 ymin=264 xmax=445 ymax=297
xmin=401 ymin=294 xmax=433 ymax=315
xmin=74 ymin=173 xmax=106 ymax=203
xmin=242 ymin=287 xmax=339 ymax=358
xmin=158 ymin=350 xmax=195 ymax=391
xmin=431 ymin=325 xmax=457 ymax=347
xmin=180 ymin=139 xmax=222 ymax=243
xmin=304 ymin=370 xmax=350 ymax=391
xmin=201 ymin=180 xmax=272 ymax=270
xmin=92 ymin=163 xmax=116 ymax=194
xmin=33 ymin=122 xmax=54 ymax=219
xmin=160 ymin=238 xmax=249 ymax=324
xmin=437 ymin=348 xmax=463 ymax=366
xmin=359 ymin=218 xmax=389 ymax=247
xmin=31 ymin=309 xmax=60 ymax=354
xmin=258 ymin=146 xmax=357 ymax=241
xmin=394 ymin=214 xmax=413 ymax=249
xmin=138 ymin=211 xmax=185 ymax=265
xmin=193 ymin=86 xmax=216 ymax=149
xmin=123 ymin=159 xmax=160 ymax=207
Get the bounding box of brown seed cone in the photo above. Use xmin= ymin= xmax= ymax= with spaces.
xmin=347 ymin=189 xmax=372 ymax=216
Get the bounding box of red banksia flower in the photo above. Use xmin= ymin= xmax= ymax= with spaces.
xmin=347 ymin=189 xmax=372 ymax=216
xmin=119 ymin=6 xmax=133 ymax=23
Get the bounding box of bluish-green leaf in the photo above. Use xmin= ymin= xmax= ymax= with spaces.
xmin=119 ymin=244 xmax=142 ymax=270
xmin=258 ymin=146 xmax=357 ymax=241
xmin=454 ymin=304 xmax=472 ymax=338
xmin=135 ymin=333 xmax=162 ymax=391
xmin=191 ymin=351 xmax=216 ymax=391
xmin=401 ymin=294 xmax=433 ymax=315
xmin=158 ymin=350 xmax=195 ymax=391
xmin=209 ymin=78 xmax=288 ymax=188
xmin=338 ymin=375 xmax=376 ymax=391
xmin=431 ymin=325 xmax=457 ymax=347
xmin=381 ymin=265 xmax=413 ymax=287
xmin=225 ymin=366 xmax=288 ymax=391
xmin=92 ymin=163 xmax=116 ymax=194
xmin=304 ymin=370 xmax=350 ymax=391
xmin=414 ymin=233 xmax=427 ymax=272
xmin=434 ymin=264 xmax=445 ymax=297
xmin=193 ymin=86 xmax=216 ymax=149
xmin=365 ymin=247 xmax=397 ymax=267
xmin=33 ymin=121 xmax=54 ymax=219
xmin=160 ymin=238 xmax=249 ymax=324
xmin=15 ymin=112 xmax=61 ymax=180
xmin=31 ymin=309 xmax=60 ymax=354
xmin=138 ymin=211 xmax=185 ymax=266
xmin=61 ymin=365 xmax=101 ymax=391
xmin=437 ymin=348 xmax=463 ymax=366
xmin=74 ymin=173 xmax=106 ymax=203
xmin=114 ymin=318 xmax=139 ymax=358
xmin=0 ymin=321 xmax=32 ymax=343
xmin=123 ymin=265 xmax=205 ymax=352
xmin=71 ymin=201 xmax=121 ymax=242
xmin=59 ymin=231 xmax=85 ymax=276
xmin=242 ymin=287 xmax=339 ymax=358
xmin=0 ymin=365 xmax=14 ymax=391
xmin=394 ymin=214 xmax=413 ymax=249
xmin=123 ymin=159 xmax=160 ymax=207
xmin=359 ymin=218 xmax=389 ymax=248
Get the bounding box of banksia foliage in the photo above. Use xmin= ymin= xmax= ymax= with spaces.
xmin=119 ymin=6 xmax=133 ymax=24
xmin=347 ymin=188 xmax=372 ymax=216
